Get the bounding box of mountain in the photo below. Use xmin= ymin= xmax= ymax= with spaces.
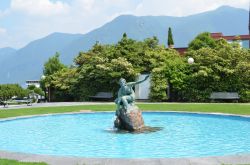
xmin=0 ymin=33 xmax=82 ymax=85
xmin=61 ymin=5 xmax=247 ymax=60
xmin=0 ymin=6 xmax=248 ymax=86
xmin=0 ymin=47 xmax=16 ymax=61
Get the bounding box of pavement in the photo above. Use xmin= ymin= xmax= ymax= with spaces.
xmin=0 ymin=102 xmax=114 ymax=110
xmin=1 ymin=150 xmax=250 ymax=165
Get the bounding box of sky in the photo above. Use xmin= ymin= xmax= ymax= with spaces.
xmin=0 ymin=0 xmax=248 ymax=49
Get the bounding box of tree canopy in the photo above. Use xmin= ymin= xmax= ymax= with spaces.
xmin=40 ymin=32 xmax=250 ymax=102
xmin=188 ymin=32 xmax=216 ymax=50
xmin=43 ymin=52 xmax=66 ymax=76
xmin=0 ymin=84 xmax=28 ymax=100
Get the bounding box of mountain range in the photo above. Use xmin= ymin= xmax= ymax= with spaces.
xmin=0 ymin=6 xmax=248 ymax=86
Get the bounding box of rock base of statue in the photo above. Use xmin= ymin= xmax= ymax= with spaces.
xmin=114 ymin=104 xmax=144 ymax=131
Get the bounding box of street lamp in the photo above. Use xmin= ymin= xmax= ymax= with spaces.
xmin=188 ymin=57 xmax=194 ymax=64
xmin=41 ymin=75 xmax=50 ymax=102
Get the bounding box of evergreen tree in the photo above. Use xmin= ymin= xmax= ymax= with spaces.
xmin=167 ymin=27 xmax=174 ymax=47
xmin=43 ymin=52 xmax=66 ymax=76
xmin=122 ymin=32 xmax=127 ymax=38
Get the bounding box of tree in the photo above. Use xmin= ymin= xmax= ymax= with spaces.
xmin=122 ymin=32 xmax=127 ymax=38
xmin=188 ymin=32 xmax=216 ymax=50
xmin=185 ymin=37 xmax=250 ymax=102
xmin=167 ymin=27 xmax=174 ymax=48
xmin=144 ymin=36 xmax=159 ymax=49
xmin=27 ymin=85 xmax=44 ymax=96
xmin=151 ymin=32 xmax=250 ymax=102
xmin=149 ymin=48 xmax=188 ymax=101
xmin=43 ymin=52 xmax=66 ymax=76
xmin=46 ymin=34 xmax=184 ymax=101
xmin=74 ymin=43 xmax=138 ymax=100
xmin=49 ymin=67 xmax=78 ymax=101
xmin=42 ymin=52 xmax=66 ymax=101
xmin=0 ymin=84 xmax=27 ymax=100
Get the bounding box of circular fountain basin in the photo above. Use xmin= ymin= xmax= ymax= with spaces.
xmin=0 ymin=112 xmax=250 ymax=158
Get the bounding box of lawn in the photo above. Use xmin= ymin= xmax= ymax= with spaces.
xmin=0 ymin=103 xmax=249 ymax=119
xmin=0 ymin=159 xmax=47 ymax=165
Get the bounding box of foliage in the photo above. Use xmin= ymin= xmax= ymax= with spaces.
xmin=163 ymin=53 xmax=189 ymax=101
xmin=51 ymin=67 xmax=78 ymax=90
xmin=149 ymin=48 xmax=182 ymax=101
xmin=149 ymin=67 xmax=167 ymax=101
xmin=167 ymin=27 xmax=174 ymax=46
xmin=73 ymin=35 xmax=178 ymax=101
xmin=27 ymin=85 xmax=44 ymax=96
xmin=74 ymin=42 xmax=138 ymax=100
xmin=150 ymin=33 xmax=249 ymax=102
xmin=42 ymin=52 xmax=68 ymax=101
xmin=27 ymin=85 xmax=36 ymax=90
xmin=184 ymin=38 xmax=250 ymax=102
xmin=0 ymin=159 xmax=47 ymax=165
xmin=188 ymin=32 xmax=216 ymax=50
xmin=40 ymin=32 xmax=250 ymax=102
xmin=43 ymin=52 xmax=66 ymax=76
xmin=0 ymin=84 xmax=27 ymax=100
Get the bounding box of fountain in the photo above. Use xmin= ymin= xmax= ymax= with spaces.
xmin=114 ymin=75 xmax=149 ymax=131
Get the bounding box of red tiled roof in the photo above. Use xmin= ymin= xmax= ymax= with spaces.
xmin=174 ymin=32 xmax=250 ymax=55
xmin=174 ymin=47 xmax=187 ymax=55
xmin=211 ymin=33 xmax=250 ymax=41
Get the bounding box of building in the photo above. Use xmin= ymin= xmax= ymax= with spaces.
xmin=175 ymin=33 xmax=250 ymax=55
xmin=26 ymin=80 xmax=41 ymax=88
xmin=210 ymin=33 xmax=250 ymax=49
xmin=135 ymin=74 xmax=151 ymax=100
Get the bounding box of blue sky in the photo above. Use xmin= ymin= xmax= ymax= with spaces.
xmin=0 ymin=0 xmax=248 ymax=49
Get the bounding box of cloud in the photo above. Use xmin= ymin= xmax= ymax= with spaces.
xmin=10 ymin=0 xmax=70 ymax=16
xmin=0 ymin=27 xmax=7 ymax=35
xmin=0 ymin=0 xmax=248 ymax=48
xmin=133 ymin=0 xmax=248 ymax=16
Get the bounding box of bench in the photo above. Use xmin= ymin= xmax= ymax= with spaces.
xmin=0 ymin=101 xmax=8 ymax=108
xmin=89 ymin=92 xmax=113 ymax=101
xmin=1 ymin=99 xmax=32 ymax=108
xmin=14 ymin=99 xmax=32 ymax=106
xmin=210 ymin=92 xmax=239 ymax=102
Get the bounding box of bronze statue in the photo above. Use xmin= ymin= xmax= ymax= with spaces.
xmin=115 ymin=75 xmax=149 ymax=116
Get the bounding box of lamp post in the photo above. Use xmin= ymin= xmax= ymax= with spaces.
xmin=41 ymin=75 xmax=50 ymax=102
xmin=188 ymin=57 xmax=194 ymax=64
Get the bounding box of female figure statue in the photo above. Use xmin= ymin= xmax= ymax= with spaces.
xmin=115 ymin=75 xmax=149 ymax=115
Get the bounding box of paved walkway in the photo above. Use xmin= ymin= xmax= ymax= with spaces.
xmin=0 ymin=102 xmax=114 ymax=110
xmin=1 ymin=150 xmax=250 ymax=165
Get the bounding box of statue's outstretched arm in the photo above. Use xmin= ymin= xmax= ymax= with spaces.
xmin=127 ymin=75 xmax=149 ymax=86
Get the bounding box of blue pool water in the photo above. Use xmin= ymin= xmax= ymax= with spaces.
xmin=0 ymin=112 xmax=250 ymax=158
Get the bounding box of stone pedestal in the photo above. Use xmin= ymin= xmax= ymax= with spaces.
xmin=114 ymin=105 xmax=144 ymax=131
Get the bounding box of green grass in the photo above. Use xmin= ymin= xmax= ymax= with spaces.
xmin=0 ymin=103 xmax=249 ymax=119
xmin=138 ymin=103 xmax=250 ymax=115
xmin=0 ymin=158 xmax=47 ymax=165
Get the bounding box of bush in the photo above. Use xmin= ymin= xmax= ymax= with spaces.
xmin=0 ymin=84 xmax=27 ymax=100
